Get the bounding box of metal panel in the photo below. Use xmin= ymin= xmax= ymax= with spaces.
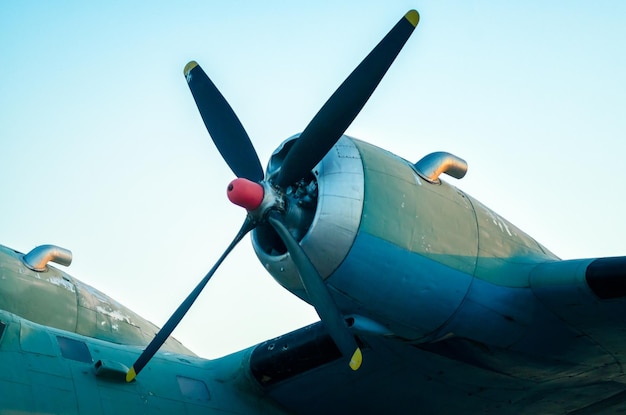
xmin=253 ymin=135 xmax=364 ymax=292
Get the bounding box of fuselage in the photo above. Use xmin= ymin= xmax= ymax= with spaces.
xmin=0 ymin=244 xmax=191 ymax=355
xmin=0 ymin=309 xmax=287 ymax=414
xmin=0 ymin=244 xmax=294 ymax=413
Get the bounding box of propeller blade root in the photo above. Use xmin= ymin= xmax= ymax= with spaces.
xmin=184 ymin=61 xmax=264 ymax=182
xmin=268 ymin=213 xmax=362 ymax=370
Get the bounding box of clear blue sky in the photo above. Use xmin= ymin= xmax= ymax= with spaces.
xmin=1 ymin=1 xmax=625 ymax=358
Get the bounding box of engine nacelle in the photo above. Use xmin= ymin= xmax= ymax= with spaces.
xmin=252 ymin=135 xmax=472 ymax=341
xmin=253 ymin=135 xmax=554 ymax=343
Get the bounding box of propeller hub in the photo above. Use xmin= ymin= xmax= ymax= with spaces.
xmin=227 ymin=178 xmax=265 ymax=211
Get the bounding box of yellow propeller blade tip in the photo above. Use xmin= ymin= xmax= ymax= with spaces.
xmin=404 ymin=10 xmax=420 ymax=27
xmin=349 ymin=348 xmax=363 ymax=371
xmin=126 ymin=367 xmax=137 ymax=383
xmin=184 ymin=61 xmax=198 ymax=77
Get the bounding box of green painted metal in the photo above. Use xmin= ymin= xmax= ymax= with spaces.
xmin=353 ymin=139 xmax=558 ymax=287
xmin=0 ymin=245 xmax=192 ymax=355
xmin=0 ymin=141 xmax=620 ymax=414
xmin=0 ymin=310 xmax=289 ymax=414
xmin=471 ymin=197 xmax=558 ymax=286
xmin=355 ymin=139 xmax=478 ymax=276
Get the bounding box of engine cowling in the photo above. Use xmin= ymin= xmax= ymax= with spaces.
xmin=252 ymin=135 xmax=364 ymax=301
xmin=253 ymin=134 xmax=476 ymax=342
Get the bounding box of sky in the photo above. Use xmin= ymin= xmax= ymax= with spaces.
xmin=1 ymin=1 xmax=625 ymax=359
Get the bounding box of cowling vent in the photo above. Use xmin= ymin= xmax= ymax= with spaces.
xmin=414 ymin=151 xmax=468 ymax=183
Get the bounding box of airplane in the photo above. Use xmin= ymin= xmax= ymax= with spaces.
xmin=1 ymin=8 xmax=626 ymax=414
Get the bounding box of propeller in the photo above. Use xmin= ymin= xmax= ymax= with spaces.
xmin=183 ymin=61 xmax=264 ymax=182
xmin=275 ymin=9 xmax=419 ymax=188
xmin=267 ymin=212 xmax=362 ymax=370
xmin=126 ymin=9 xmax=419 ymax=382
xmin=126 ymin=219 xmax=255 ymax=382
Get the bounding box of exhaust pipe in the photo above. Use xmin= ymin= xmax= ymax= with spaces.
xmin=414 ymin=151 xmax=468 ymax=183
xmin=22 ymin=244 xmax=72 ymax=272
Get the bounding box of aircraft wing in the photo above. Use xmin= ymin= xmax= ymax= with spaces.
xmin=248 ymin=255 xmax=626 ymax=415
xmin=249 ymin=323 xmax=626 ymax=414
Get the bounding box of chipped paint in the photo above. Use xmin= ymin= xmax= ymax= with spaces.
xmin=95 ymin=306 xmax=133 ymax=324
xmin=486 ymin=210 xmax=515 ymax=237
xmin=47 ymin=276 xmax=76 ymax=293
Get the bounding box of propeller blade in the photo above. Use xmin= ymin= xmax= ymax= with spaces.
xmin=275 ymin=10 xmax=419 ymax=188
xmin=184 ymin=61 xmax=264 ymax=182
xmin=126 ymin=218 xmax=256 ymax=382
xmin=267 ymin=213 xmax=362 ymax=370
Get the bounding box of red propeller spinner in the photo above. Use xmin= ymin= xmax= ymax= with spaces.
xmin=227 ymin=178 xmax=265 ymax=211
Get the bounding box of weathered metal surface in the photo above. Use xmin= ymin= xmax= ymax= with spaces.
xmin=253 ymin=135 xmax=364 ymax=295
xmin=0 ymin=310 xmax=289 ymax=414
xmin=354 ymin=139 xmax=478 ymax=275
xmin=0 ymin=245 xmax=191 ymax=355
xmin=251 ymin=137 xmax=559 ymax=342
xmin=257 ymin=321 xmax=626 ymax=415
xmin=470 ymin=197 xmax=557 ymax=287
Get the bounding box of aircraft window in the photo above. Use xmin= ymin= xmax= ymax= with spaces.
xmin=20 ymin=321 xmax=56 ymax=356
xmin=57 ymin=336 xmax=92 ymax=363
xmin=177 ymin=375 xmax=211 ymax=402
